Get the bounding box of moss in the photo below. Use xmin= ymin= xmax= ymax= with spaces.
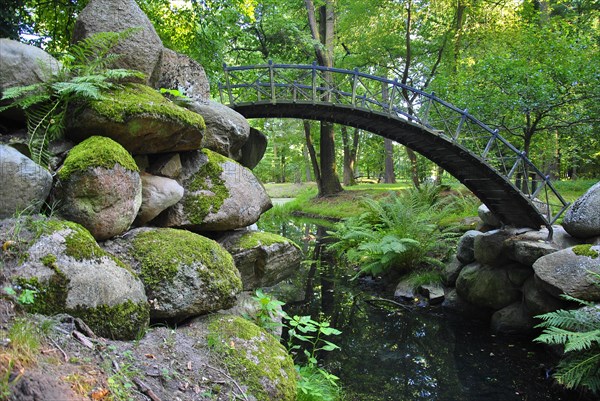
xmin=572 ymin=244 xmax=599 ymax=259
xmin=237 ymin=231 xmax=299 ymax=250
xmin=183 ymin=149 xmax=230 ymax=224
xmin=14 ymin=269 xmax=69 ymax=316
xmin=207 ymin=315 xmax=297 ymax=401
xmin=131 ymin=228 xmax=240 ymax=294
xmin=58 ymin=136 xmax=139 ymax=181
xmin=40 ymin=254 xmax=57 ymax=268
xmin=70 ymin=300 xmax=150 ymax=340
xmin=90 ymin=83 xmax=205 ymax=128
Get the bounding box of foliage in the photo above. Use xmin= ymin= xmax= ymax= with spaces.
xmin=0 ymin=30 xmax=144 ymax=167
xmin=535 ymin=286 xmax=600 ymax=394
xmin=2 ymin=286 xmax=37 ymax=305
xmin=250 ymin=288 xmax=286 ymax=336
xmin=327 ymin=185 xmax=460 ymax=277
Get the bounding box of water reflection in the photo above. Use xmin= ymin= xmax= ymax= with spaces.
xmin=257 ymin=211 xmax=579 ymax=401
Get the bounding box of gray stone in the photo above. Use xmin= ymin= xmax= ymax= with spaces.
xmin=477 ymin=203 xmax=501 ymax=227
xmin=533 ymin=245 xmax=600 ymax=301
xmin=490 ymin=302 xmax=536 ymax=334
xmin=135 ymin=173 xmax=184 ymax=225
xmin=155 ymin=149 xmax=272 ymax=232
xmin=218 ymin=230 xmax=302 ymax=291
xmin=563 ymin=181 xmax=600 ymax=239
xmin=505 ymin=226 xmax=581 ymax=266
xmin=72 ymin=0 xmax=163 ymax=85
xmin=154 ymin=48 xmax=210 ymax=102
xmin=442 ymin=255 xmax=464 ymax=287
xmin=0 ymin=38 xmax=60 ymax=93
xmin=186 ymin=100 xmax=250 ymax=160
xmin=55 ymin=164 xmax=142 ymax=240
xmin=103 ymin=227 xmax=242 ymax=322
xmin=456 ymin=230 xmax=480 ymax=264
xmin=0 ymin=145 xmax=53 ymax=218
xmin=394 ymin=278 xmax=417 ymax=300
xmin=473 ymin=228 xmax=514 ymax=267
xmin=506 ymin=263 xmax=533 ymax=287
xmin=441 ymin=289 xmax=492 ymax=318
xmin=2 ymin=217 xmax=149 ymax=340
xmin=522 ymin=277 xmax=570 ymax=316
xmin=420 ymin=283 xmax=445 ymax=304
xmin=455 ymin=262 xmax=522 ymax=310
xmin=240 ymin=127 xmax=268 ymax=169
xmin=149 ymin=153 xmax=183 ymax=178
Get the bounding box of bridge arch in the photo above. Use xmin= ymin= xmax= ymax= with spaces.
xmin=218 ymin=62 xmax=569 ymax=232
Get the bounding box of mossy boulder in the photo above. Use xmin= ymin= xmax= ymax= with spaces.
xmin=206 ymin=315 xmax=297 ymax=401
xmin=455 ymin=262 xmax=522 ymax=310
xmin=533 ymin=245 xmax=600 ymax=301
xmin=218 ymin=230 xmax=303 ymax=290
xmin=102 ymin=227 xmax=242 ymax=322
xmin=154 ymin=149 xmax=272 ymax=232
xmin=54 ymin=136 xmax=141 ymax=240
xmin=67 ymin=84 xmax=205 ymax=154
xmin=0 ymin=216 xmax=149 ymax=340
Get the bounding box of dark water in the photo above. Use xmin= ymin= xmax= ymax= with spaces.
xmin=257 ymin=212 xmax=583 ymax=401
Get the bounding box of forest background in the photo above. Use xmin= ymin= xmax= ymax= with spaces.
xmin=3 ymin=0 xmax=598 ymax=191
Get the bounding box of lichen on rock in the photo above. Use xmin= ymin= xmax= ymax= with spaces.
xmin=206 ymin=314 xmax=297 ymax=401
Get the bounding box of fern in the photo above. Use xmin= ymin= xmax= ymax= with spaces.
xmin=535 ymin=296 xmax=600 ymax=395
xmin=0 ymin=30 xmax=144 ymax=167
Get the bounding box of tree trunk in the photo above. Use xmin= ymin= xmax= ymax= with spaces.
xmin=384 ymin=139 xmax=396 ymax=183
xmin=342 ymin=126 xmax=359 ymax=186
xmin=406 ymin=147 xmax=420 ymax=189
xmin=303 ymin=144 xmax=312 ymax=182
xmin=303 ymin=120 xmax=321 ymax=187
xmin=319 ymin=121 xmax=343 ymax=196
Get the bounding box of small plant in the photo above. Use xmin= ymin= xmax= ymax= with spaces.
xmin=249 ymin=289 xmax=286 ymax=335
xmin=535 ymin=278 xmax=600 ymax=395
xmin=3 ymin=286 xmax=37 ymax=305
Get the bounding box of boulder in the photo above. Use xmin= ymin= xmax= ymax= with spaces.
xmin=54 ymin=136 xmax=142 ymax=240
xmin=532 ymin=245 xmax=600 ymax=302
xmin=67 ymin=83 xmax=205 ymax=154
xmin=148 ymin=152 xmax=183 ymax=178
xmin=455 ymin=262 xmax=522 ymax=310
xmin=441 ymin=289 xmax=492 ymax=319
xmin=102 ymin=227 xmax=242 ymax=322
xmin=135 ymin=173 xmax=184 ymax=225
xmin=504 ymin=226 xmax=580 ymax=266
xmin=473 ymin=228 xmax=514 ymax=267
xmin=1 ymin=217 xmax=149 ymax=340
xmin=442 ymin=255 xmax=464 ymax=287
xmin=154 ymin=149 xmax=272 ymax=231
xmin=154 ymin=48 xmax=210 ymax=101
xmin=240 ymin=127 xmax=268 ymax=169
xmin=218 ymin=230 xmax=302 ymax=290
xmin=0 ymin=40 xmax=61 ymax=122
xmin=522 ymin=277 xmax=570 ymax=316
xmin=394 ymin=278 xmax=417 ymax=300
xmin=456 ymin=230 xmax=480 ymax=264
xmin=72 ymin=0 xmax=163 ymax=85
xmin=477 ymin=203 xmax=501 ymax=227
xmin=0 ymin=145 xmax=53 ymax=218
xmin=185 ymin=315 xmax=297 ymax=401
xmin=419 ymin=283 xmax=445 ymax=304
xmin=505 ymin=263 xmax=533 ymax=287
xmin=186 ymin=100 xmax=250 ymax=160
xmin=490 ymin=302 xmax=536 ymax=334
xmin=562 ymin=181 xmax=600 ymax=239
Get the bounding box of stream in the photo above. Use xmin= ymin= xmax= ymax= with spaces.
xmin=257 ymin=211 xmax=581 ymax=401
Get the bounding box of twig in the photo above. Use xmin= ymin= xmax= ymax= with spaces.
xmin=133 ymin=377 xmax=162 ymax=401
xmin=49 ymin=337 xmax=68 ymax=362
xmin=72 ymin=330 xmax=94 ymax=349
xmin=203 ymin=364 xmax=249 ymax=401
xmin=74 ymin=317 xmax=97 ymax=339
xmin=364 ymin=296 xmax=412 ymax=311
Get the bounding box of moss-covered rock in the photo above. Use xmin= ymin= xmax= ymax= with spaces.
xmin=55 ymin=136 xmax=142 ymax=240
xmin=67 ymin=83 xmax=205 ymax=154
xmin=219 ymin=230 xmax=303 ymax=291
xmin=572 ymin=244 xmax=599 ymax=259
xmin=102 ymin=227 xmax=242 ymax=322
xmin=154 ymin=149 xmax=272 ymax=232
xmin=1 ymin=216 xmax=149 ymax=340
xmin=207 ymin=315 xmax=297 ymax=401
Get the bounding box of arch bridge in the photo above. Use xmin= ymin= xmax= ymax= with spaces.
xmin=218 ymin=61 xmax=570 ymax=234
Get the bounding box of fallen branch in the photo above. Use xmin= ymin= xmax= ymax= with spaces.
xmin=133 ymin=377 xmax=162 ymax=401
xmin=72 ymin=330 xmax=94 ymax=349
xmin=364 ymin=296 xmax=412 ymax=311
xmin=48 ymin=337 xmax=68 ymax=362
xmin=203 ymin=363 xmax=249 ymax=401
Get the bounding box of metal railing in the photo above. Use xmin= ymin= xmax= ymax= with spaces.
xmin=219 ymin=61 xmax=570 ymax=227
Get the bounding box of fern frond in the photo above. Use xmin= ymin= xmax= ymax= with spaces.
xmin=536 ymin=308 xmax=599 ymax=332
xmin=1 ymin=83 xmax=45 ymax=100
xmin=554 ymin=351 xmax=600 ymax=393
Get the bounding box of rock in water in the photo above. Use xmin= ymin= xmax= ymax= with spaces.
xmin=54 ymin=136 xmax=142 ymax=240
xmin=562 ymin=181 xmax=600 ymax=239
xmin=0 ymin=145 xmax=53 ymax=218
xmin=72 ymin=0 xmax=163 ymax=85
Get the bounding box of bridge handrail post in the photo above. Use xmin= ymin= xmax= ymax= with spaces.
xmin=454 ymin=109 xmax=468 ymax=140
xmin=387 ymin=80 xmax=397 ymax=115
xmin=351 ymin=68 xmax=359 ymax=106
xmin=268 ymin=60 xmax=276 ymax=104
xmin=312 ymin=62 xmax=317 ymax=103
xmin=223 ymin=63 xmax=234 ymax=105
xmin=481 ymin=129 xmax=499 ymax=159
xmin=422 ymin=92 xmax=434 ymax=124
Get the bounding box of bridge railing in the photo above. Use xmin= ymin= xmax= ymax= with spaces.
xmin=219 ymin=61 xmax=570 ymax=226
